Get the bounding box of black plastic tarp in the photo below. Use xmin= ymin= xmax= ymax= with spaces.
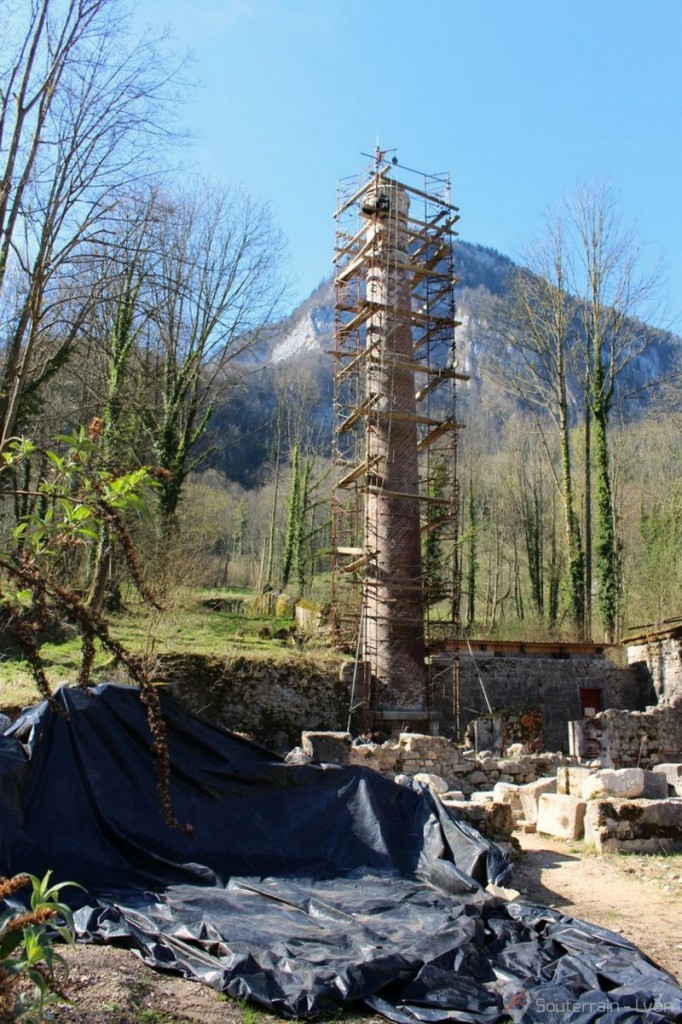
xmin=1 ymin=684 xmax=681 ymax=1023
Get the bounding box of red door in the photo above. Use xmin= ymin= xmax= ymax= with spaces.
xmin=579 ymin=687 xmax=603 ymax=718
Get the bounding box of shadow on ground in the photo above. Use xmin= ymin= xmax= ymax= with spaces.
xmin=511 ymin=843 xmax=580 ymax=910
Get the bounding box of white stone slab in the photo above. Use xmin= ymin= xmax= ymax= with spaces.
xmin=537 ymin=793 xmax=586 ymax=841
xmin=518 ymin=777 xmax=556 ymax=824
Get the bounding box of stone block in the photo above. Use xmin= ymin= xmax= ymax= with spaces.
xmin=653 ymin=763 xmax=682 ymax=792
xmin=584 ymin=797 xmax=682 ymax=852
xmin=481 ymin=801 xmax=514 ymax=839
xmin=518 ymin=777 xmax=557 ymax=824
xmin=537 ymin=793 xmax=586 ymax=841
xmin=302 ymin=731 xmax=352 ymax=764
xmin=442 ymin=790 xmax=466 ymax=801
xmin=441 ymin=800 xmax=513 ymax=841
xmin=582 ymin=767 xmax=669 ymax=801
xmin=470 ymin=791 xmax=494 ymax=804
xmin=557 ymin=765 xmax=593 ymax=797
xmin=284 ymin=746 xmax=311 ymax=765
xmin=467 ymin=770 xmax=489 ymax=786
xmin=413 ymin=772 xmax=449 ymax=795
xmin=492 ymin=782 xmax=521 ymax=810
xmin=556 ymin=766 xmax=569 ymax=795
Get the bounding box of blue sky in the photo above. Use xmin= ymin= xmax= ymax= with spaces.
xmin=134 ymin=0 xmax=682 ymax=331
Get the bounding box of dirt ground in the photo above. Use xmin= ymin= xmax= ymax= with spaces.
xmin=47 ymin=833 xmax=682 ymax=1024
xmin=513 ymin=833 xmax=682 ymax=983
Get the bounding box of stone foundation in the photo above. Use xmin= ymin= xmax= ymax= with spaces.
xmin=163 ymin=653 xmax=347 ymax=752
xmin=432 ymin=649 xmax=651 ymax=752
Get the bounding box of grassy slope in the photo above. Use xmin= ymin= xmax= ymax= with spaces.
xmin=0 ymin=587 xmax=342 ymax=714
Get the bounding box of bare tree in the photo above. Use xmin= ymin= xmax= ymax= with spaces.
xmin=136 ymin=184 xmax=285 ymax=536
xmin=565 ymin=182 xmax=665 ymax=641
xmin=0 ymin=0 xmax=181 ymax=447
xmin=493 ymin=182 xmax=669 ymax=640
xmin=492 ymin=218 xmax=586 ymax=636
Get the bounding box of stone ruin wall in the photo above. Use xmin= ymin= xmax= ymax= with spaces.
xmin=302 ymin=731 xmax=573 ymax=796
xmin=570 ymin=704 xmax=682 ymax=769
xmin=438 ymin=653 xmax=650 ymax=752
xmin=165 ymin=649 xmax=652 ymax=756
xmin=626 ymin=632 xmax=682 ymax=706
xmin=164 ymin=653 xmax=349 ymax=752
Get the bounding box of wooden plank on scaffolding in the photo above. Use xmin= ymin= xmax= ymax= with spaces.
xmin=413 ymin=323 xmax=462 ymax=352
xmin=404 ymin=209 xmax=454 ymax=239
xmin=337 ymin=455 xmax=380 ymax=488
xmin=334 ymin=167 xmax=390 ymax=218
xmin=335 ymin=237 xmax=376 ymax=285
xmin=373 ymin=355 xmax=469 ymax=381
xmin=337 ymin=300 xmax=377 ymax=339
xmin=400 ymin=180 xmax=460 ymax=212
xmin=338 ymin=393 xmax=379 ymax=433
xmin=366 ymin=487 xmax=450 ymax=503
xmin=412 ymin=271 xmax=456 ymax=296
xmin=417 ymin=418 xmax=464 ymax=450
xmin=334 ymin=222 xmax=368 ymax=263
xmin=420 ymin=515 xmax=454 ymax=535
xmin=415 ymin=374 xmax=462 ymax=402
xmin=379 ymin=410 xmax=442 ymax=427
xmin=337 ymin=338 xmax=381 ymax=379
xmin=342 ymin=549 xmax=378 ymax=573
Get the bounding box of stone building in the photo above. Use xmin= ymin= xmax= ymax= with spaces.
xmin=624 ymin=621 xmax=682 ymax=706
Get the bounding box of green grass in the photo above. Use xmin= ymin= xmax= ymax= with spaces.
xmin=0 ymin=586 xmax=343 ymax=712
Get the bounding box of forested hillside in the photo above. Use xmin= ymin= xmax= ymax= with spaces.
xmin=195 ymin=224 xmax=682 ymax=643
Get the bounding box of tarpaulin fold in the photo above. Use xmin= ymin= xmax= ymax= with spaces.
xmin=0 ymin=684 xmax=680 ymax=1023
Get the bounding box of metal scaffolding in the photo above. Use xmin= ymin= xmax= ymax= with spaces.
xmin=331 ymin=153 xmax=467 ymax=731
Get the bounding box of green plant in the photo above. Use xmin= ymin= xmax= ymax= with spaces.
xmin=0 ymin=430 xmax=192 ymax=835
xmin=0 ymin=870 xmax=81 ymax=1020
xmin=236 ymin=998 xmax=262 ymax=1024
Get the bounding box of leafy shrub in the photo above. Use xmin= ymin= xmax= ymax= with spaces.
xmin=0 ymin=871 xmax=81 ymax=1019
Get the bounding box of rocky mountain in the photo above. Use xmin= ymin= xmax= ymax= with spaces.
xmin=204 ymin=241 xmax=679 ymax=486
xmin=266 ymin=240 xmax=513 ymax=382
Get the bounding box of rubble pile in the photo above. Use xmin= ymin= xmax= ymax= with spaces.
xmin=299 ymin=731 xmax=682 ymax=852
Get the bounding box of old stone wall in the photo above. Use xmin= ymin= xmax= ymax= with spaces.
xmin=346 ymin=733 xmax=572 ymax=795
xmin=162 ymin=653 xmax=347 ymax=753
xmin=435 ymin=654 xmax=651 ymax=753
xmin=468 ymin=707 xmax=544 ymax=755
xmin=160 ymin=647 xmax=652 ymax=759
xmin=569 ymin=704 xmax=682 ymax=768
xmin=626 ymin=632 xmax=682 ymax=706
